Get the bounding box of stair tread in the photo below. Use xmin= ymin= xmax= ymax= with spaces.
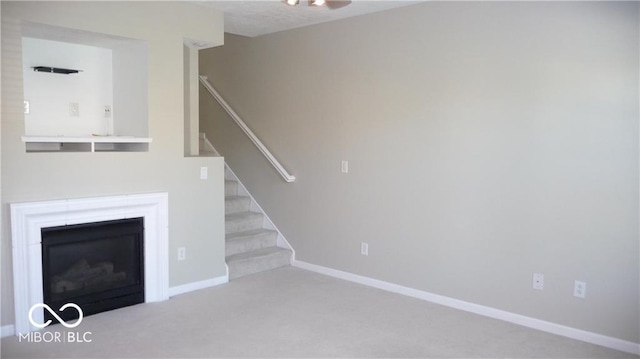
xmin=226 ymin=228 xmax=277 ymax=240
xmin=225 ymin=195 xmax=251 ymax=204
xmin=225 ymin=228 xmax=278 ymax=257
xmin=225 ymin=195 xmax=249 ymax=200
xmin=225 ymin=195 xmax=251 ymax=214
xmin=225 ymin=211 xmax=262 ymax=220
xmin=226 ymin=246 xmax=291 ymax=262
xmin=225 ymin=212 xmax=263 ymax=235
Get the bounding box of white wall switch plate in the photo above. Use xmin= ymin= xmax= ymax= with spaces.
xmin=341 ymin=160 xmax=349 ymax=173
xmin=533 ymin=273 xmax=544 ymax=290
xmin=200 ymin=166 xmax=208 ymax=180
xmin=23 ymin=100 xmax=30 ymax=114
xmin=178 ymin=247 xmax=186 ymax=261
xmin=574 ymin=280 xmax=586 ymax=298
xmin=361 ymin=242 xmax=368 ymax=256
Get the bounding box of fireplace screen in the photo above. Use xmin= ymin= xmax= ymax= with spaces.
xmin=41 ymin=218 xmax=144 ymax=323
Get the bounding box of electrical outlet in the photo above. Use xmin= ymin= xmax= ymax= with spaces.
xmin=23 ymin=100 xmax=30 ymax=114
xmin=69 ymin=102 xmax=79 ymax=117
xmin=574 ymin=280 xmax=586 ymax=298
xmin=178 ymin=247 xmax=186 ymax=261
xmin=104 ymin=105 xmax=112 ymax=118
xmin=361 ymin=242 xmax=368 ymax=256
xmin=533 ymin=273 xmax=544 ymax=290
xmin=341 ymin=160 xmax=349 ymax=173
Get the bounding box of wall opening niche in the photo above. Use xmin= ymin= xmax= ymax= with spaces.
xmin=21 ymin=22 xmax=150 ymax=152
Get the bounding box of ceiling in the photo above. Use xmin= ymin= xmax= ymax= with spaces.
xmin=198 ymin=1 xmax=422 ymax=38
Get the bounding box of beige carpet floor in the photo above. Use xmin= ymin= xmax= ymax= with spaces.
xmin=1 ymin=267 xmax=637 ymax=358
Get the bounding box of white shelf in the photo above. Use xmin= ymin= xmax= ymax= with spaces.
xmin=22 ymin=136 xmax=152 ymax=152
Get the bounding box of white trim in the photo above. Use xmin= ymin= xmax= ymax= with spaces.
xmin=168 ymin=274 xmax=228 ymax=297
xmin=293 ymin=260 xmax=640 ymax=356
xmin=224 ymin=164 xmax=295 ymax=261
xmin=199 ymin=132 xmax=220 ymax=156
xmin=10 ymin=193 xmax=169 ymax=335
xmin=1 ymin=325 xmax=15 ymax=338
xmin=199 ymin=75 xmax=295 ymax=183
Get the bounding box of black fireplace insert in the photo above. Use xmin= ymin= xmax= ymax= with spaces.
xmin=41 ymin=218 xmax=144 ymax=323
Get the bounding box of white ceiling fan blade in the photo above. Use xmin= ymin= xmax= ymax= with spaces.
xmin=325 ymin=0 xmax=352 ymax=10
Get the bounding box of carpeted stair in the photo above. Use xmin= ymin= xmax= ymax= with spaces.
xmin=225 ymin=180 xmax=292 ymax=279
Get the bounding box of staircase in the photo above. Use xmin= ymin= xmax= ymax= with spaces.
xmin=225 ymin=179 xmax=292 ymax=279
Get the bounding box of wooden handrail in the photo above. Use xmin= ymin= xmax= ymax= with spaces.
xmin=199 ymin=76 xmax=295 ymax=183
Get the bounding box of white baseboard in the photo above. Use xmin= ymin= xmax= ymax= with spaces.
xmin=293 ymin=260 xmax=640 ymax=356
xmin=1 ymin=324 xmax=15 ymax=338
xmin=168 ymin=274 xmax=228 ymax=298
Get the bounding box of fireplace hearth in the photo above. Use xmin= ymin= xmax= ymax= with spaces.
xmin=41 ymin=218 xmax=144 ymax=323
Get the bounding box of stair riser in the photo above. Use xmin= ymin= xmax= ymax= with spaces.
xmin=225 ymin=197 xmax=251 ymax=214
xmin=225 ymin=182 xmax=238 ymax=197
xmin=226 ymin=233 xmax=277 ymax=256
xmin=228 ymin=250 xmax=291 ymax=279
xmin=226 ymin=216 xmax=263 ymax=234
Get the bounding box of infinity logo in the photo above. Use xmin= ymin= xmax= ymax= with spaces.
xmin=28 ymin=303 xmax=83 ymax=329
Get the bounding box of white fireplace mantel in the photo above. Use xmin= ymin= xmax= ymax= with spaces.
xmin=10 ymin=193 xmax=169 ymax=334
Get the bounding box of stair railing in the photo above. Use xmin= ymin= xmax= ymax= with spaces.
xmin=199 ymin=75 xmax=296 ymax=183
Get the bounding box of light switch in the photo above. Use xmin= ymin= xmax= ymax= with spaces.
xmin=200 ymin=166 xmax=208 ymax=180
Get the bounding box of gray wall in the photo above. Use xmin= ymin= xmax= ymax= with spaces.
xmin=2 ymin=2 xmax=226 ymax=327
xmin=200 ymin=2 xmax=639 ymax=343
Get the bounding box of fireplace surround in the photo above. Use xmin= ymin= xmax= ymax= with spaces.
xmin=11 ymin=193 xmax=168 ymax=334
